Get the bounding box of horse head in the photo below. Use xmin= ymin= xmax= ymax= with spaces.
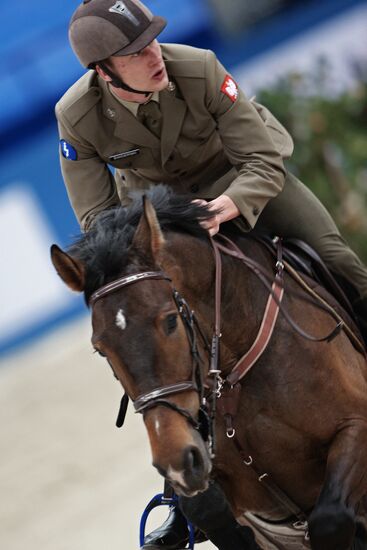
xmin=51 ymin=190 xmax=215 ymax=497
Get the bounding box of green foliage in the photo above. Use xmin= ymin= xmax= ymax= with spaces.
xmin=257 ymin=59 xmax=367 ymax=261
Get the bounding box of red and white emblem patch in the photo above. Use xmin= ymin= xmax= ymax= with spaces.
xmin=221 ymin=75 xmax=238 ymax=102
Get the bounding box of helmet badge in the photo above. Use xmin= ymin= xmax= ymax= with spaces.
xmin=109 ymin=1 xmax=140 ymax=26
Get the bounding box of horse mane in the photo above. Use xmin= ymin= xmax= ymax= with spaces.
xmin=68 ymin=185 xmax=214 ymax=300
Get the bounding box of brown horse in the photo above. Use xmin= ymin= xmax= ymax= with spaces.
xmin=51 ymin=187 xmax=367 ymax=549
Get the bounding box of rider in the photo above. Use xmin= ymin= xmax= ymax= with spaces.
xmin=56 ymin=0 xmax=367 ymax=547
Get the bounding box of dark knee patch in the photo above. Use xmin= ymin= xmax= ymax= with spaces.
xmin=179 ymin=482 xmax=235 ymax=531
xmin=353 ymin=522 xmax=367 ymax=550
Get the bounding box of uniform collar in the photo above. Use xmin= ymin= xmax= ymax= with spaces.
xmin=108 ymin=85 xmax=160 ymax=117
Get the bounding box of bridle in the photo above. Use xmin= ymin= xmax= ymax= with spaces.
xmin=89 ymin=269 xmax=215 ymax=448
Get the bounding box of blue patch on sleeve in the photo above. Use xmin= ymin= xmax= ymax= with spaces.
xmin=60 ymin=140 xmax=77 ymax=161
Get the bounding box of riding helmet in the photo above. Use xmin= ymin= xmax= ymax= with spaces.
xmin=69 ymin=0 xmax=167 ymax=68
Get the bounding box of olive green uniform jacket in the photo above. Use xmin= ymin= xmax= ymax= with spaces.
xmin=56 ymin=44 xmax=293 ymax=231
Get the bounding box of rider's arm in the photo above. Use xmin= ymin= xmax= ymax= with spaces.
xmin=204 ymin=49 xmax=290 ymax=231
xmin=56 ymin=116 xmax=120 ymax=231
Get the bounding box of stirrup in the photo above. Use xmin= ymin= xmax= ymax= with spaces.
xmin=140 ymin=493 xmax=196 ymax=549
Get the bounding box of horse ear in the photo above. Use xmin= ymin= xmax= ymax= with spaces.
xmin=50 ymin=244 xmax=85 ymax=292
xmin=132 ymin=196 xmax=165 ymax=261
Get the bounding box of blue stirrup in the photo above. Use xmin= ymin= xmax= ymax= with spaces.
xmin=140 ymin=493 xmax=196 ymax=549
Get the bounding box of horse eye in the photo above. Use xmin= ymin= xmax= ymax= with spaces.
xmin=165 ymin=313 xmax=178 ymax=335
xmin=94 ymin=349 xmax=106 ymax=358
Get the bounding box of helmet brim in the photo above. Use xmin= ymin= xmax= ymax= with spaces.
xmin=111 ymin=16 xmax=167 ymax=57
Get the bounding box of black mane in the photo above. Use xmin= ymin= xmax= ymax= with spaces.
xmin=69 ymin=185 xmax=214 ymax=300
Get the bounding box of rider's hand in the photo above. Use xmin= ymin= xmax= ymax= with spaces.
xmin=192 ymin=195 xmax=240 ymax=236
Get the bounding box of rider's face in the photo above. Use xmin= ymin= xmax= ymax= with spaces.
xmin=104 ymin=40 xmax=169 ymax=93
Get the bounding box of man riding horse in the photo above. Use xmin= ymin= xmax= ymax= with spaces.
xmin=56 ymin=1 xmax=367 ymax=548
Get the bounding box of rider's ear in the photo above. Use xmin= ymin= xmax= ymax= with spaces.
xmin=94 ymin=63 xmax=112 ymax=83
xmin=50 ymin=244 xmax=85 ymax=292
xmin=131 ymin=196 xmax=166 ymax=263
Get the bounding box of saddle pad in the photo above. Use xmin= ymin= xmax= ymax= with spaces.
xmin=237 ymin=512 xmax=310 ymax=550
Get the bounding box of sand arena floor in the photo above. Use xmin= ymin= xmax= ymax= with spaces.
xmin=0 ymin=316 xmax=214 ymax=550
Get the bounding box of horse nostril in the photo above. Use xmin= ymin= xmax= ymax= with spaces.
xmin=184 ymin=446 xmax=204 ymax=478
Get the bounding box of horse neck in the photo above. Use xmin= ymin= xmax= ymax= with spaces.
xmin=165 ymin=233 xmax=266 ymax=371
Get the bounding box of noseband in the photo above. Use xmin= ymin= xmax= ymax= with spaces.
xmin=89 ymin=270 xmax=212 ymax=436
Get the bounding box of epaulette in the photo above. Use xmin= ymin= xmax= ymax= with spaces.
xmin=56 ymin=70 xmax=101 ymax=126
xmin=161 ymin=44 xmax=206 ymax=79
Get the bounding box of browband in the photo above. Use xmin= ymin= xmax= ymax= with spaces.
xmin=89 ymin=271 xmax=171 ymax=306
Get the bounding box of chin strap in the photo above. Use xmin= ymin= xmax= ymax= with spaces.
xmin=98 ymin=61 xmax=151 ymax=97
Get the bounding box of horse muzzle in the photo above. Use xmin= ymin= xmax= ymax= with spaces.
xmin=163 ymin=444 xmax=212 ymax=497
xmin=145 ymin=405 xmax=212 ymax=496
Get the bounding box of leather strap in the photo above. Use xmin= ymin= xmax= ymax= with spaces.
xmin=227 ymin=276 xmax=284 ymax=386
xmin=212 ymin=235 xmax=343 ymax=344
xmin=209 ymin=239 xmax=223 ymax=375
xmin=89 ymin=271 xmax=170 ymax=306
xmin=210 ymin=235 xmax=285 ymax=386
xmin=133 ymin=382 xmax=198 ymax=412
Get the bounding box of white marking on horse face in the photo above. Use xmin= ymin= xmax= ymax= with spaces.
xmin=167 ymin=465 xmax=187 ymax=489
xmin=154 ymin=417 xmax=162 ymax=437
xmin=115 ymin=309 xmax=127 ymax=331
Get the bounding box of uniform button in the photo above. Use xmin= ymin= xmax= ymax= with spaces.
xmin=190 ymin=184 xmax=199 ymax=193
xmin=167 ymin=81 xmax=176 ymax=92
xmin=253 ymin=207 xmax=260 ymax=216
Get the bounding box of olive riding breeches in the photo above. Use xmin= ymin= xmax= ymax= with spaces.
xmin=256 ymin=172 xmax=367 ymax=300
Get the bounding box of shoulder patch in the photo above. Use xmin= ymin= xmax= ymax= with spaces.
xmin=221 ymin=75 xmax=238 ymax=103
xmin=60 ymin=140 xmax=77 ymax=161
